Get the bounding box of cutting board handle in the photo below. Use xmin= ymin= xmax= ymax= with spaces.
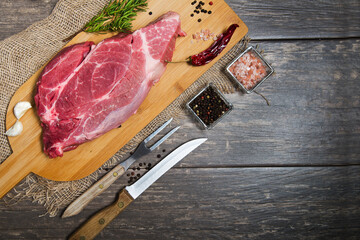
xmin=0 ymin=153 xmax=33 ymax=199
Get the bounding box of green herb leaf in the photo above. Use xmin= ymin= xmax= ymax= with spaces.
xmin=84 ymin=0 xmax=148 ymax=33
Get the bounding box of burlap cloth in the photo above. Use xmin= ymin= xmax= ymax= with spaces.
xmin=0 ymin=0 xmax=249 ymax=216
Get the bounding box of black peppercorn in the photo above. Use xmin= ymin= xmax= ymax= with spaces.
xmin=198 ymin=19 xmax=202 ymax=22
xmin=148 ymin=11 xmax=152 ymax=15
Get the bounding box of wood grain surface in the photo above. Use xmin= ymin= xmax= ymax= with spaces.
xmin=1 ymin=0 xmax=360 ymax=239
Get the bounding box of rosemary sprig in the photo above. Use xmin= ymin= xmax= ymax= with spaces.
xmin=84 ymin=0 xmax=148 ymax=33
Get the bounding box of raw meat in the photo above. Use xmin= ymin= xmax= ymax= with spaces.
xmin=35 ymin=12 xmax=186 ymax=158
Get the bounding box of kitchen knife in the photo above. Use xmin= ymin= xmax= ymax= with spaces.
xmin=69 ymin=138 xmax=207 ymax=240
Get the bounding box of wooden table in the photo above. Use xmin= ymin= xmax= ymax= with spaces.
xmin=1 ymin=0 xmax=359 ymax=239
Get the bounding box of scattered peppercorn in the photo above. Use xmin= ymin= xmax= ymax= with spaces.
xmin=208 ymin=10 xmax=212 ymax=14
xmin=148 ymin=11 xmax=152 ymax=15
xmin=190 ymin=0 xmax=213 ymax=22
xmin=162 ymin=149 xmax=166 ymax=152
xmin=126 ymin=161 xmax=157 ymax=184
xmin=157 ymin=154 xmax=161 ymax=158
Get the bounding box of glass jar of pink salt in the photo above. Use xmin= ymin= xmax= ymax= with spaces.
xmin=226 ymin=46 xmax=274 ymax=93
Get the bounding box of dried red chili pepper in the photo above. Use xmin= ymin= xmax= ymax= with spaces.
xmin=188 ymin=24 xmax=239 ymax=66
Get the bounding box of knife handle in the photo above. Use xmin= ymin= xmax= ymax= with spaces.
xmin=62 ymin=164 xmax=126 ymax=218
xmin=69 ymin=189 xmax=134 ymax=240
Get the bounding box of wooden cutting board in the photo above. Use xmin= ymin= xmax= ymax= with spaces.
xmin=0 ymin=0 xmax=247 ymax=198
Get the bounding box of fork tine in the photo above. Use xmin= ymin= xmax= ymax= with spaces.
xmin=149 ymin=126 xmax=180 ymax=151
xmin=144 ymin=118 xmax=173 ymax=144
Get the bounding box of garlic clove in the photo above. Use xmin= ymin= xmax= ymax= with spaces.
xmin=5 ymin=120 xmax=23 ymax=136
xmin=14 ymin=101 xmax=32 ymax=120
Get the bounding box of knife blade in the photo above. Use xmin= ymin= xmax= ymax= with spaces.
xmin=69 ymin=138 xmax=207 ymax=240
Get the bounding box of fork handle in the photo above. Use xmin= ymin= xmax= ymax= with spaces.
xmin=62 ymin=164 xmax=126 ymax=218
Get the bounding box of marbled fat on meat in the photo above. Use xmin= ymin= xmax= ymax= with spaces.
xmin=35 ymin=12 xmax=186 ymax=158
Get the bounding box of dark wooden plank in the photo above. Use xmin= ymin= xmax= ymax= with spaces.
xmin=0 ymin=0 xmax=58 ymax=41
xmin=1 ymin=0 xmax=360 ymax=42
xmin=227 ymin=0 xmax=360 ymax=39
xmin=1 ymin=167 xmax=360 ymax=239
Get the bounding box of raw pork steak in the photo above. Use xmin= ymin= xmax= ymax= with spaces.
xmin=35 ymin=12 xmax=186 ymax=158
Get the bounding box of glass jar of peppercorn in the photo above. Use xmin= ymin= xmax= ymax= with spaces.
xmin=186 ymin=83 xmax=233 ymax=129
